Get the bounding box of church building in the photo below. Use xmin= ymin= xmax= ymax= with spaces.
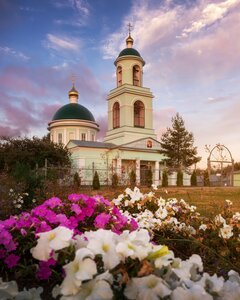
xmin=48 ymin=33 xmax=165 ymax=185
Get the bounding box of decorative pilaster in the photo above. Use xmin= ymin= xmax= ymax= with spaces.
xmin=154 ymin=161 xmax=160 ymax=186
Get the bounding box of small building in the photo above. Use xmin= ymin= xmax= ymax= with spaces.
xmin=233 ymin=171 xmax=240 ymax=187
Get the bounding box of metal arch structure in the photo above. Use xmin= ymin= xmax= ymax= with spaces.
xmin=207 ymin=144 xmax=234 ymax=186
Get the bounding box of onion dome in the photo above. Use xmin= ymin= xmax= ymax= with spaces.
xmin=68 ymin=85 xmax=78 ymax=97
xmin=115 ymin=33 xmax=145 ymax=65
xmin=52 ymin=103 xmax=95 ymax=122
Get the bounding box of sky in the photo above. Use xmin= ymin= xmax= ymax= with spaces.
xmin=0 ymin=0 xmax=240 ymax=169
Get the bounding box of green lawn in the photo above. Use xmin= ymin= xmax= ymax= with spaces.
xmin=89 ymin=186 xmax=240 ymax=217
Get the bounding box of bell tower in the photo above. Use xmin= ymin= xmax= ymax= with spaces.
xmin=104 ymin=31 xmax=157 ymax=145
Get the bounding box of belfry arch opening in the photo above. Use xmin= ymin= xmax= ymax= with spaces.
xmin=134 ymin=100 xmax=145 ymax=128
xmin=133 ymin=65 xmax=141 ymax=86
xmin=113 ymin=102 xmax=120 ymax=129
xmin=117 ymin=66 xmax=122 ymax=87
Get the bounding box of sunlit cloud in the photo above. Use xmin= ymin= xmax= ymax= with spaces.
xmin=44 ymin=34 xmax=81 ymax=51
xmin=182 ymin=0 xmax=240 ymax=36
xmin=0 ymin=46 xmax=30 ymax=60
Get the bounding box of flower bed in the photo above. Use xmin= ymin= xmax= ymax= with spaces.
xmin=0 ymin=188 xmax=240 ymax=299
xmin=113 ymin=187 xmax=240 ymax=276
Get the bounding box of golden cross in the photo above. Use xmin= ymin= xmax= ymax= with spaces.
xmin=70 ymin=73 xmax=76 ymax=85
xmin=127 ymin=22 xmax=133 ymax=35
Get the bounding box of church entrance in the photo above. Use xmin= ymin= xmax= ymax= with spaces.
xmin=140 ymin=162 xmax=154 ymax=186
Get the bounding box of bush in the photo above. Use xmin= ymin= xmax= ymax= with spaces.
xmin=162 ymin=170 xmax=168 ymax=187
xmin=146 ymin=168 xmax=153 ymax=187
xmin=176 ymin=170 xmax=183 ymax=186
xmin=191 ymin=170 xmax=197 ymax=186
xmin=92 ymin=171 xmax=100 ymax=190
xmin=129 ymin=170 xmax=136 ymax=187
xmin=112 ymin=173 xmax=118 ymax=188
xmin=73 ymin=172 xmax=81 ymax=190
xmin=204 ymin=169 xmax=210 ymax=186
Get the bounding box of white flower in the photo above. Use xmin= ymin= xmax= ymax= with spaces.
xmin=0 ymin=278 xmax=18 ymax=298
xmin=155 ymin=208 xmax=168 ymax=220
xmin=151 ymin=184 xmax=158 ymax=190
xmin=214 ymin=214 xmax=226 ymax=226
xmin=15 ymin=287 xmax=43 ymax=300
xmin=170 ymin=285 xmax=213 ymax=300
xmin=148 ymin=245 xmax=174 ymax=269
xmin=125 ymin=187 xmax=143 ymax=203
xmin=61 ymin=248 xmax=97 ymax=296
xmin=124 ymin=275 xmax=171 ymax=300
xmin=116 ymin=229 xmax=151 ymax=260
xmin=219 ymin=225 xmax=233 ymax=239
xmin=61 ymin=273 xmax=113 ymax=300
xmin=157 ymin=197 xmax=166 ymax=206
xmin=85 ymin=229 xmax=120 ymax=269
xmin=31 ymin=226 xmax=74 ymax=261
xmin=225 ymin=199 xmax=233 ymax=206
xmin=219 ymin=280 xmax=240 ymax=300
xmin=199 ymin=224 xmax=207 ymax=231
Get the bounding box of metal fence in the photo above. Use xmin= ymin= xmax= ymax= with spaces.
xmin=35 ymin=165 xmax=238 ymax=187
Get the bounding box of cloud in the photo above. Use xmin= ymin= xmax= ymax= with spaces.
xmin=0 ymin=62 xmax=105 ymax=137
xmin=182 ymin=0 xmax=240 ymax=36
xmin=44 ymin=34 xmax=81 ymax=51
xmin=0 ymin=46 xmax=30 ymax=60
xmin=52 ymin=0 xmax=90 ymax=27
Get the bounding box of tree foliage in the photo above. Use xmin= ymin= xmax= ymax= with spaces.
xmin=160 ymin=113 xmax=201 ymax=169
xmin=0 ymin=135 xmax=70 ymax=173
xmin=176 ymin=170 xmax=183 ymax=186
xmin=162 ymin=170 xmax=168 ymax=187
xmin=93 ymin=171 xmax=100 ymax=190
xmin=191 ymin=170 xmax=197 ymax=186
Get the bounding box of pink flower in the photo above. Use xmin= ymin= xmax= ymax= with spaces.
xmin=68 ymin=194 xmax=82 ymax=202
xmin=0 ymin=249 xmax=6 ymax=259
xmin=82 ymin=206 xmax=94 ymax=217
xmin=44 ymin=197 xmax=62 ymax=208
xmin=130 ymin=219 xmax=139 ymax=231
xmin=4 ymin=254 xmax=20 ymax=268
xmin=94 ymin=213 xmax=111 ymax=228
xmin=71 ymin=204 xmax=82 ymax=215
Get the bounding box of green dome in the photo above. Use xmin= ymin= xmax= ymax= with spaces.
xmin=118 ymin=48 xmax=141 ymax=57
xmin=52 ymin=103 xmax=95 ymax=122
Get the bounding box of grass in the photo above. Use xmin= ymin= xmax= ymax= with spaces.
xmin=88 ymin=186 xmax=240 ymax=217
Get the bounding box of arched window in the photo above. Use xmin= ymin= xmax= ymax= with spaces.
xmin=113 ymin=102 xmax=120 ymax=128
xmin=117 ymin=66 xmax=122 ymax=87
xmin=134 ymin=101 xmax=144 ymax=127
xmin=133 ymin=65 xmax=141 ymax=86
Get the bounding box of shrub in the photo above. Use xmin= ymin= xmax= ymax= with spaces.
xmin=204 ymin=169 xmax=210 ymax=186
xmin=112 ymin=173 xmax=118 ymax=188
xmin=191 ymin=170 xmax=197 ymax=186
xmin=73 ymin=172 xmax=81 ymax=190
xmin=146 ymin=168 xmax=153 ymax=187
xmin=162 ymin=170 xmax=168 ymax=187
xmin=92 ymin=171 xmax=100 ymax=190
xmin=129 ymin=170 xmax=136 ymax=187
xmin=176 ymin=170 xmax=183 ymax=186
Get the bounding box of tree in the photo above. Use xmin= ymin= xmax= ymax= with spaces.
xmin=73 ymin=172 xmax=81 ymax=190
xmin=0 ymin=136 xmax=70 ymax=173
xmin=129 ymin=170 xmax=136 ymax=187
xmin=162 ymin=170 xmax=168 ymax=187
xmin=160 ymin=113 xmax=201 ymax=170
xmin=203 ymin=169 xmax=210 ymax=186
xmin=92 ymin=171 xmax=100 ymax=190
xmin=146 ymin=168 xmax=153 ymax=187
xmin=191 ymin=170 xmax=197 ymax=186
xmin=176 ymin=170 xmax=183 ymax=186
xmin=112 ymin=173 xmax=118 ymax=188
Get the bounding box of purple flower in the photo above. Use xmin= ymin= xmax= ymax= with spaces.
xmin=37 ymin=257 xmax=57 ymax=280
xmin=71 ymin=204 xmax=82 ymax=215
xmin=20 ymin=228 xmax=27 ymax=236
xmin=82 ymin=206 xmax=94 ymax=217
xmin=44 ymin=197 xmax=62 ymax=209
xmin=84 ymin=197 xmax=96 ymax=208
xmin=68 ymin=194 xmax=82 ymax=202
xmin=130 ymin=218 xmax=139 ymax=231
xmin=0 ymin=249 xmax=6 ymax=259
xmin=4 ymin=254 xmax=20 ymax=268
xmin=94 ymin=213 xmax=111 ymax=228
